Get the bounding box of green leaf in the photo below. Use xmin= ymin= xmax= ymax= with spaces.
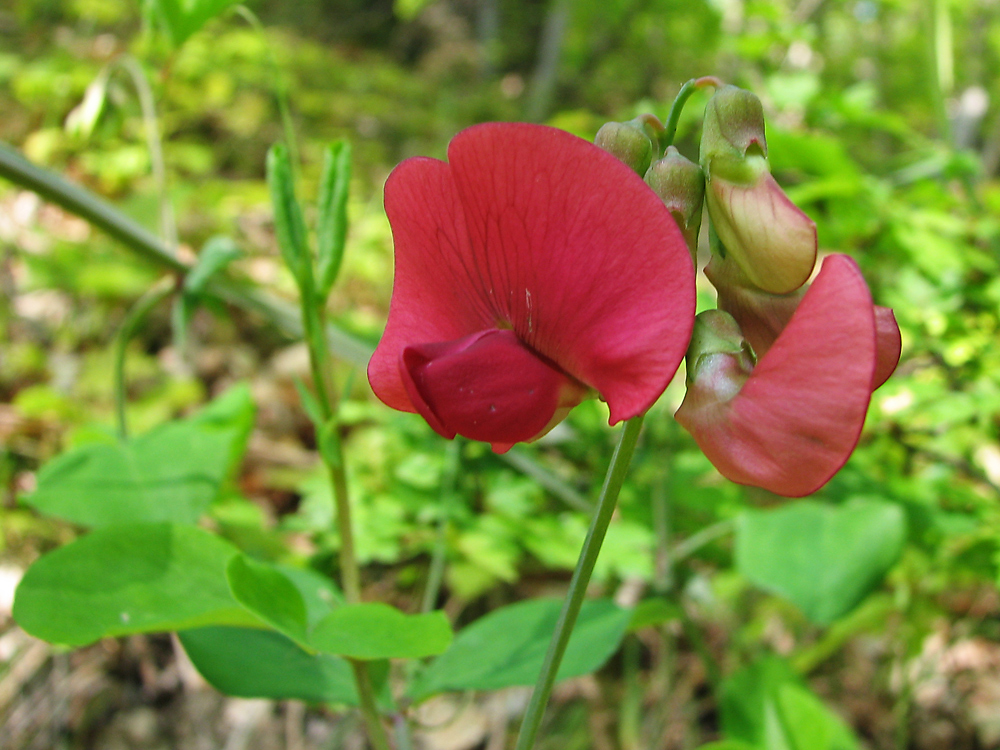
xmin=144 ymin=0 xmax=243 ymax=48
xmin=186 ymin=383 xmax=255 ymax=476
xmin=24 ymin=386 xmax=253 ymax=527
xmin=628 ymin=597 xmax=682 ymax=632
xmin=266 ymin=142 xmax=312 ymax=294
xmin=773 ymin=683 xmax=860 ymax=750
xmin=393 ymin=0 xmax=436 ymax=20
xmin=735 ymin=498 xmax=906 ymax=624
xmin=226 ymin=555 xmax=309 ymax=646
xmin=184 ymin=236 xmax=243 ymax=297
xmin=720 ymin=657 xmax=803 ymax=746
xmin=409 ymin=598 xmax=631 ymax=701
xmin=274 ymin=564 xmax=344 ymax=629
xmin=180 ymin=626 xmax=360 ymax=704
xmin=12 ymin=523 xmax=256 ymax=646
xmin=309 ymin=603 xmax=452 ymax=661
xmin=65 ymin=68 xmax=110 ymax=139
xmin=720 ymin=657 xmax=860 ymax=750
xmin=316 ymin=141 xmax=351 ymax=299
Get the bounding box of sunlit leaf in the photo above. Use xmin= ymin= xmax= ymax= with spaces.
xmin=13 ymin=523 xmax=256 ymax=646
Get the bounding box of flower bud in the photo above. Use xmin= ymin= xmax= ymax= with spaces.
xmin=595 ymin=116 xmax=660 ymax=176
xmin=700 ymin=86 xmax=816 ymax=295
xmin=684 ymin=309 xmax=755 ymax=399
xmin=645 ymin=146 xmax=705 ymax=259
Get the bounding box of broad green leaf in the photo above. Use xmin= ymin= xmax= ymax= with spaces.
xmin=628 ymin=597 xmax=682 ymax=632
xmin=408 ymin=598 xmax=631 ymax=701
xmin=309 ymin=603 xmax=452 ymax=661
xmin=774 ymin=683 xmax=859 ymax=750
xmin=721 ymin=656 xmax=802 ymax=746
xmin=735 ymin=499 xmax=906 ymax=624
xmin=266 ymin=142 xmax=311 ymax=293
xmin=25 ymin=386 xmax=253 ymax=527
xmin=180 ymin=626 xmax=359 ymax=704
xmin=695 ymin=744 xmax=758 ymax=750
xmin=721 ymin=657 xmax=861 ymax=750
xmin=226 ymin=555 xmax=309 ymax=646
xmin=186 ymin=384 xmax=255 ymax=476
xmin=13 ymin=523 xmax=256 ymax=646
xmin=275 ymin=564 xmax=344 ymax=629
xmin=316 ymin=141 xmax=352 ymax=298
xmin=145 ymin=0 xmax=243 ymax=48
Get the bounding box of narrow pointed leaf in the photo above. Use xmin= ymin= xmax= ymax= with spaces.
xmin=266 ymin=143 xmax=311 ymax=292
xmin=316 ymin=140 xmax=352 ymax=298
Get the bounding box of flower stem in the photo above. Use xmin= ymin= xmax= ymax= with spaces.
xmin=113 ymin=276 xmax=175 ymax=440
xmin=232 ymin=4 xmax=301 ymax=174
xmin=421 ymin=437 xmax=462 ymax=614
xmin=660 ymin=75 xmax=722 ymax=152
xmin=115 ymin=55 xmax=178 ymax=257
xmin=513 ymin=414 xmax=646 ymax=750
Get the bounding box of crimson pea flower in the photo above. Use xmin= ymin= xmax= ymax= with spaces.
xmin=368 ymin=123 xmax=696 ymax=452
xmin=675 ymin=254 xmax=900 ymax=497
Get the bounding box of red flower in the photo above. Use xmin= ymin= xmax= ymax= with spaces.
xmin=368 ymin=123 xmax=696 ymax=452
xmin=676 ymin=254 xmax=900 ymax=497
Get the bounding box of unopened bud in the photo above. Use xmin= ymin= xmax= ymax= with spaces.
xmin=645 ymin=147 xmax=704 ymax=258
xmin=595 ymin=116 xmax=661 ymax=176
xmin=700 ymin=85 xmax=767 ymax=162
xmin=700 ymin=86 xmax=816 ymax=295
xmin=684 ymin=310 xmax=755 ymax=397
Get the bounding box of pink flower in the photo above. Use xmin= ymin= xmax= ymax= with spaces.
xmin=676 ymin=254 xmax=900 ymax=497
xmin=368 ymin=123 xmax=696 ymax=452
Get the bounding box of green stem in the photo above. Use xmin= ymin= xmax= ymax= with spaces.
xmin=421 ymin=438 xmax=462 ymax=614
xmin=232 ymin=4 xmax=301 ymax=173
xmin=115 ymin=55 xmax=178 ymax=256
xmin=285 ymin=183 xmax=389 ymax=750
xmin=0 ymin=141 xmax=373 ymax=369
xmin=113 ymin=277 xmax=176 ymax=440
xmin=660 ymin=75 xmax=722 ymax=151
xmin=350 ymin=660 xmax=392 ymax=750
xmin=513 ymin=415 xmax=646 ymax=750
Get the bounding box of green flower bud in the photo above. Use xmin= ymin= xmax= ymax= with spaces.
xmin=700 ymin=86 xmax=817 ymax=295
xmin=595 ymin=116 xmax=660 ymax=176
xmin=645 ymin=146 xmax=705 ymax=259
xmin=700 ymin=84 xmax=768 ymax=161
xmin=684 ymin=309 xmax=755 ymax=395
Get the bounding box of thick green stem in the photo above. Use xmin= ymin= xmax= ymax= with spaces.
xmin=113 ymin=277 xmax=176 ymax=440
xmin=0 ymin=142 xmax=373 ymax=369
xmin=350 ymin=660 xmax=392 ymax=750
xmin=514 ymin=415 xmax=645 ymax=750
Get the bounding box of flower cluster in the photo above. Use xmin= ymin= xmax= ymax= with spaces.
xmin=672 ymin=85 xmax=901 ymax=496
xmin=369 ymin=84 xmax=899 ymax=496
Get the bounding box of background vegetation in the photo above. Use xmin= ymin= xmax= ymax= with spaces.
xmin=3 ymin=0 xmax=1000 ymax=748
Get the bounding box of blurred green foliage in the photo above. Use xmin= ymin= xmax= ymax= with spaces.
xmin=5 ymin=0 xmax=1000 ymax=746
